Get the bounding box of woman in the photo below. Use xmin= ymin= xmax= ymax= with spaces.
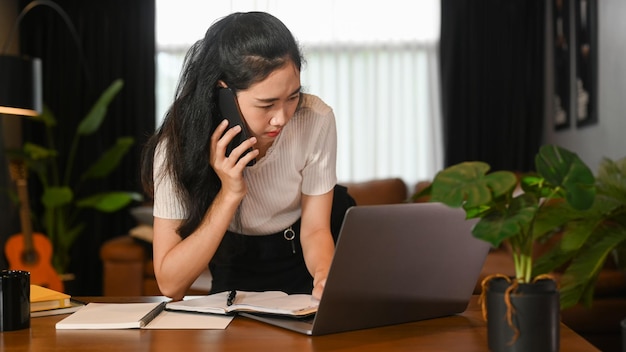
xmin=141 ymin=12 xmax=352 ymax=301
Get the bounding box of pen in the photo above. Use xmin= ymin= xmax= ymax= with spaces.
xmin=139 ymin=301 xmax=167 ymax=328
xmin=227 ymin=290 xmax=237 ymax=306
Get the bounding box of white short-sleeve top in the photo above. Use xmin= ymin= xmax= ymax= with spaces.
xmin=153 ymin=93 xmax=338 ymax=235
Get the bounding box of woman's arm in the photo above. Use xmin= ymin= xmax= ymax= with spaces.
xmin=152 ymin=189 xmax=241 ymax=300
xmin=153 ymin=120 xmax=258 ymax=300
xmin=299 ymin=190 xmax=336 ymax=299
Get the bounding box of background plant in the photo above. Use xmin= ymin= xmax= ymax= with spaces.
xmin=532 ymin=156 xmax=626 ymax=309
xmin=6 ymin=79 xmax=142 ymax=274
xmin=414 ymin=145 xmax=596 ymax=291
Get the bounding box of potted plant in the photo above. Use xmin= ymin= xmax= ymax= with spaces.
xmin=413 ymin=144 xmax=596 ymax=352
xmin=5 ymin=79 xmax=142 ymax=281
xmin=532 ymin=155 xmax=626 ymax=309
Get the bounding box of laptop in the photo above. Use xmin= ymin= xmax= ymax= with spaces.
xmin=241 ymin=202 xmax=490 ymax=335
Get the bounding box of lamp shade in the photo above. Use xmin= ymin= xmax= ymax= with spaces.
xmin=0 ymin=55 xmax=42 ymax=116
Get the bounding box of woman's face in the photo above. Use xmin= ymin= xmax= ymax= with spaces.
xmin=235 ymin=61 xmax=301 ymax=147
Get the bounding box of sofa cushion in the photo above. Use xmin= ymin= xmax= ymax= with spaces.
xmin=342 ymin=178 xmax=408 ymax=205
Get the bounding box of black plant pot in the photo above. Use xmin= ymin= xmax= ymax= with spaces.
xmin=486 ymin=277 xmax=560 ymax=352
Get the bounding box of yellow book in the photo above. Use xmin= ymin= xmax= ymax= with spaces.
xmin=30 ymin=285 xmax=71 ymax=312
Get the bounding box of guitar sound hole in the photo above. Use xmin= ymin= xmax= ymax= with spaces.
xmin=21 ymin=250 xmax=40 ymax=265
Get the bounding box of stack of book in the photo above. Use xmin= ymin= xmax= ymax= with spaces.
xmin=30 ymin=285 xmax=85 ymax=317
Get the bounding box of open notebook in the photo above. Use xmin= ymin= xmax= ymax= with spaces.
xmin=240 ymin=202 xmax=491 ymax=335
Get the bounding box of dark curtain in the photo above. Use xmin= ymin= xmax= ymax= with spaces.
xmin=17 ymin=0 xmax=155 ymax=294
xmin=440 ymin=0 xmax=545 ymax=172
xmin=0 ymin=122 xmax=19 ymax=270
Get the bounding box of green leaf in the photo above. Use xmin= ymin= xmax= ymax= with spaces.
xmin=41 ymin=187 xmax=73 ymax=209
xmin=535 ymin=145 xmax=596 ymax=210
xmin=596 ymin=157 xmax=626 ymax=202
xmin=81 ymin=137 xmax=134 ymax=180
xmin=430 ymin=162 xmax=517 ymax=208
xmin=532 ymin=200 xmax=579 ymax=238
xmin=77 ymin=79 xmax=124 ymax=136
xmin=464 ymin=204 xmax=492 ymax=219
xmin=11 ymin=143 xmax=56 ymax=182
xmin=520 ymin=174 xmax=553 ymax=198
xmin=472 ymin=198 xmax=537 ymax=247
xmin=532 ymin=220 xmax=597 ymax=275
xmin=76 ymin=191 xmax=143 ymax=212
xmin=558 ymin=222 xmax=626 ymax=309
xmin=533 ymin=196 xmax=617 ymax=275
xmin=23 ymin=143 xmax=57 ymax=161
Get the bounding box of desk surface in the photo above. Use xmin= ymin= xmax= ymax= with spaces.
xmin=1 ymin=296 xmax=600 ymax=352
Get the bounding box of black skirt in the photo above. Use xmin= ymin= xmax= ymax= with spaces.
xmin=209 ymin=218 xmax=311 ymax=294
xmin=208 ymin=184 xmax=355 ymax=294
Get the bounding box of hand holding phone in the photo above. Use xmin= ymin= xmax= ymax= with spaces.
xmin=218 ymin=87 xmax=256 ymax=166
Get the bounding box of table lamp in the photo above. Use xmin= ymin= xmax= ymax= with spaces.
xmin=0 ymin=1 xmax=51 ymax=117
xmin=0 ymin=55 xmax=42 ymax=117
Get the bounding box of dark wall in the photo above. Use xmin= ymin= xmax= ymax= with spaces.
xmin=12 ymin=0 xmax=156 ymax=294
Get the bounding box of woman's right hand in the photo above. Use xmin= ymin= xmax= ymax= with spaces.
xmin=210 ymin=119 xmax=258 ymax=198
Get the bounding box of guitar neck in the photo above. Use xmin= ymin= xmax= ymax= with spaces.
xmin=9 ymin=161 xmax=35 ymax=253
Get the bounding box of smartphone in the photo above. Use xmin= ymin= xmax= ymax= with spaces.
xmin=218 ymin=87 xmax=256 ymax=166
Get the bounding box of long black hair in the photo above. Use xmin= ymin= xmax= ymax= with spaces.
xmin=141 ymin=12 xmax=304 ymax=238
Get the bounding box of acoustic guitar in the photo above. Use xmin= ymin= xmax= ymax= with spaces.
xmin=5 ymin=160 xmax=64 ymax=292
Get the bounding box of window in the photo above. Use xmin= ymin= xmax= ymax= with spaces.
xmin=156 ymin=0 xmax=442 ymax=187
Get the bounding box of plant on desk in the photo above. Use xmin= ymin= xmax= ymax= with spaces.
xmin=413 ymin=144 xmax=596 ymax=352
xmin=5 ymin=79 xmax=142 ymax=280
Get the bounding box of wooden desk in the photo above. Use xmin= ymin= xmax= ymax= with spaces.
xmin=0 ymin=296 xmax=600 ymax=351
